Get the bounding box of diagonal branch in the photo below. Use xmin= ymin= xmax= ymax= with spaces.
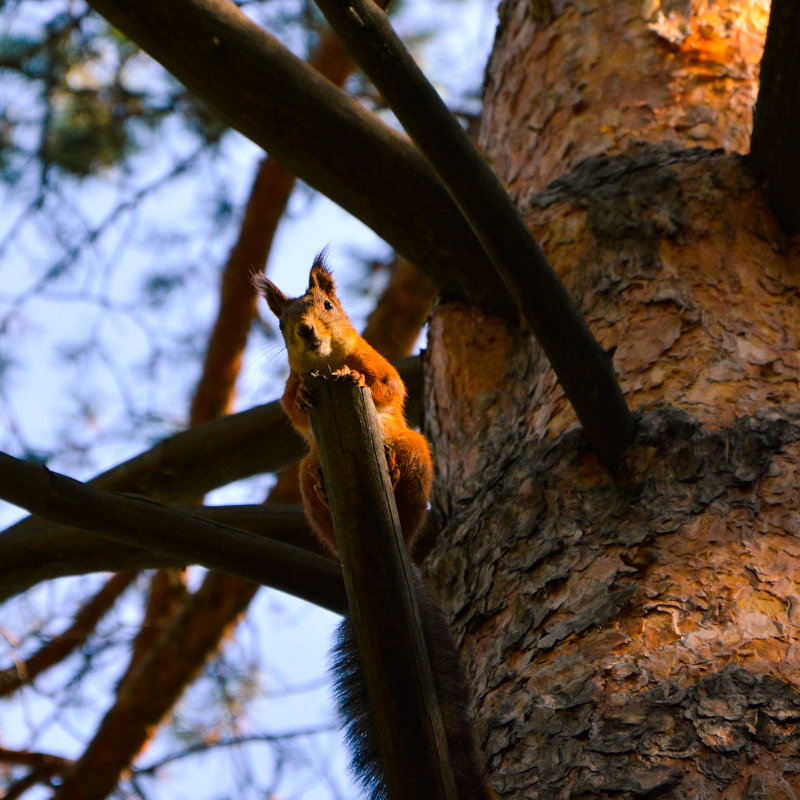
xmin=750 ymin=0 xmax=800 ymax=234
xmin=0 ymin=505 xmax=318 ymax=601
xmin=0 ymin=747 xmax=72 ymax=800
xmin=74 ymin=398 xmax=301 ymax=501
xmin=311 ymin=0 xmax=634 ymax=468
xmin=51 ymin=572 xmax=267 ymax=800
xmin=84 ymin=0 xmax=505 ymax=307
xmin=0 ymin=452 xmax=345 ymax=612
xmin=189 ymin=157 xmax=296 ymax=424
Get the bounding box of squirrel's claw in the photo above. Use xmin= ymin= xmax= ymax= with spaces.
xmin=312 ymin=467 xmax=329 ymax=509
xmin=384 ymin=444 xmax=401 ymax=489
xmin=333 ymin=365 xmax=367 ymax=387
xmin=296 ymin=379 xmax=314 ymax=411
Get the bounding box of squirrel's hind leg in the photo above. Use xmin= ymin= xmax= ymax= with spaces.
xmin=389 ymin=428 xmax=433 ymax=551
xmin=299 ymin=451 xmax=337 ymax=554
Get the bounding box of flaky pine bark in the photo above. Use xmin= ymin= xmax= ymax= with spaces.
xmin=426 ymin=1 xmax=800 ymax=797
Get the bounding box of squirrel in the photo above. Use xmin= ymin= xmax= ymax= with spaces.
xmin=256 ymin=253 xmax=494 ymax=800
xmin=256 ymin=253 xmax=432 ymax=554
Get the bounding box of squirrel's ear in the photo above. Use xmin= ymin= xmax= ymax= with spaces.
xmin=253 ymin=272 xmax=288 ymax=319
xmin=308 ymin=252 xmax=336 ymax=297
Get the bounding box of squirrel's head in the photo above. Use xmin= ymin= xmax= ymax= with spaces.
xmin=255 ymin=252 xmax=359 ymax=372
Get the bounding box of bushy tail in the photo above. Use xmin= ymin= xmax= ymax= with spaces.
xmin=330 ymin=571 xmax=494 ymax=800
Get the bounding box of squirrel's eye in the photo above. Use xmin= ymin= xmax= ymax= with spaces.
xmin=323 ymin=300 xmax=333 ymax=311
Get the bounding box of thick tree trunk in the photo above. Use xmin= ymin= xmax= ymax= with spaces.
xmin=426 ymin=1 xmax=800 ymax=797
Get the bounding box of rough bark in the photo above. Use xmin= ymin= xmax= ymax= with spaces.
xmin=482 ymin=0 xmax=767 ymax=198
xmin=426 ymin=2 xmax=800 ymax=797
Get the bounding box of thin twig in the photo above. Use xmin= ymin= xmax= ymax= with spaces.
xmin=0 ymin=572 xmax=135 ymax=696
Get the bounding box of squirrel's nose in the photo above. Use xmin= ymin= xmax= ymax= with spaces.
xmin=298 ymin=322 xmax=315 ymax=342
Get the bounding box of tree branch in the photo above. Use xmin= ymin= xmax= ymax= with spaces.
xmin=83 ymin=0 xmax=505 ymax=307
xmin=190 ymin=24 xmax=360 ymax=426
xmin=0 ymin=453 xmax=345 ymax=612
xmin=79 ymin=399 xmax=302 ymax=501
xmin=308 ymin=373 xmax=458 ymax=800
xmin=310 ymin=0 xmax=635 ymax=469
xmin=0 ymin=356 xmax=421 ymax=527
xmin=0 ymin=505 xmax=316 ymax=602
xmin=0 ymin=747 xmax=72 ymax=800
xmin=750 ymin=0 xmax=800 ymax=234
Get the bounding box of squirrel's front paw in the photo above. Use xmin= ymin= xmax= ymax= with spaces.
xmin=332 ymin=365 xmax=366 ymax=387
xmin=296 ymin=371 xmax=323 ymax=411
xmin=296 ymin=380 xmax=314 ymax=411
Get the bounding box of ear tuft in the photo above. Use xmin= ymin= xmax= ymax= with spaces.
xmin=308 ymin=248 xmax=336 ymax=297
xmin=253 ymin=271 xmax=289 ymax=319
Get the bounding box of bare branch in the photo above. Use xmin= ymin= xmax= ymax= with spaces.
xmin=308 ymin=374 xmax=458 ymax=800
xmin=750 ymin=0 xmax=800 ymax=233
xmin=83 ymin=0 xmax=505 ymax=307
xmin=0 ymin=747 xmax=73 ymax=771
xmin=52 ymin=572 xmax=269 ymax=800
xmin=89 ymin=400 xmax=303 ymax=500
xmin=0 ymin=747 xmax=72 ymax=800
xmin=0 ymin=505 xmax=313 ymax=600
xmin=0 ymin=452 xmax=345 ymax=612
xmin=310 ymin=0 xmax=634 ymax=469
xmin=189 ymin=159 xmax=296 ymax=424
xmin=190 ymin=26 xmax=358 ymax=425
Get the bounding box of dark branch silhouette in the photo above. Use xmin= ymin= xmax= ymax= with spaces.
xmin=750 ymin=0 xmax=800 ymax=233
xmin=308 ymin=373 xmax=458 ymax=800
xmin=0 ymin=504 xmax=325 ymax=601
xmin=0 ymin=451 xmax=345 ymax=611
xmin=310 ymin=0 xmax=634 ymax=468
xmin=83 ymin=0 xmax=506 ymax=307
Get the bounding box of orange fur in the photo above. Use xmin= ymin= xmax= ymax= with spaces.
xmin=257 ymin=254 xmax=433 ymax=555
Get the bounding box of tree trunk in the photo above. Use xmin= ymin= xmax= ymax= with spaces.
xmin=426 ymin=1 xmax=800 ymax=797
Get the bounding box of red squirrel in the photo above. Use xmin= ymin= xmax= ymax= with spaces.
xmin=256 ymin=254 xmax=432 ymax=554
xmin=257 ymin=254 xmax=494 ymax=800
